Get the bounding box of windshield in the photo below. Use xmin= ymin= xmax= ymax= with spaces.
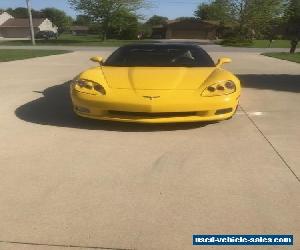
xmin=104 ymin=44 xmax=215 ymax=67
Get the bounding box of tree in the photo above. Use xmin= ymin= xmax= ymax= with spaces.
xmin=145 ymin=15 xmax=168 ymax=26
xmin=40 ymin=8 xmax=73 ymax=34
xmin=68 ymin=0 xmax=147 ymax=40
xmin=110 ymin=9 xmax=139 ymax=39
xmin=74 ymin=15 xmax=92 ymax=25
xmin=7 ymin=7 xmax=28 ymax=18
xmin=285 ymin=0 xmax=300 ymax=53
xmin=194 ymin=0 xmax=287 ymax=40
xmin=4 ymin=7 xmax=42 ymax=18
xmin=226 ymin=0 xmax=284 ymax=38
xmin=143 ymin=15 xmax=168 ymax=39
xmin=262 ymin=17 xmax=284 ymax=46
xmin=194 ymin=3 xmax=211 ymax=20
xmin=194 ymin=0 xmax=232 ymax=23
xmin=138 ymin=22 xmax=152 ymax=38
xmin=175 ymin=17 xmax=198 ymax=22
xmin=243 ymin=0 xmax=284 ymax=38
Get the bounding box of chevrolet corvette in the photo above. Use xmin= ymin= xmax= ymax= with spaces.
xmin=70 ymin=43 xmax=241 ymax=123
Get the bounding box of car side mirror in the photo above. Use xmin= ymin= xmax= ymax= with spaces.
xmin=90 ymin=56 xmax=103 ymax=65
xmin=216 ymin=57 xmax=232 ymax=67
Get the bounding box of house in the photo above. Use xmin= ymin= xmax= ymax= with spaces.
xmin=70 ymin=26 xmax=90 ymax=36
xmin=152 ymin=19 xmax=219 ymax=40
xmin=151 ymin=25 xmax=167 ymax=39
xmin=0 ymin=12 xmax=13 ymax=26
xmin=0 ymin=12 xmax=58 ymax=38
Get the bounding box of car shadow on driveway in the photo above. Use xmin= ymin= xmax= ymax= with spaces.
xmin=15 ymin=81 xmax=210 ymax=132
xmin=238 ymin=74 xmax=300 ymax=93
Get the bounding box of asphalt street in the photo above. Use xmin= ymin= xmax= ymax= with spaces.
xmin=0 ymin=46 xmax=299 ymax=250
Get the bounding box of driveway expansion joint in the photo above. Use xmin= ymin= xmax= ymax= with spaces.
xmin=239 ymin=105 xmax=300 ymax=184
xmin=0 ymin=240 xmax=135 ymax=250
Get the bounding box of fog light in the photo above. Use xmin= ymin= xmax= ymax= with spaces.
xmin=75 ymin=106 xmax=90 ymax=113
xmin=215 ymin=108 xmax=233 ymax=115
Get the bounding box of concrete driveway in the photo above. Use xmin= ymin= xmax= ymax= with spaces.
xmin=0 ymin=47 xmax=299 ymax=250
xmin=0 ymin=44 xmax=291 ymax=53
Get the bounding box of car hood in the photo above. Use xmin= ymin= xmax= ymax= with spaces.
xmin=101 ymin=66 xmax=216 ymax=90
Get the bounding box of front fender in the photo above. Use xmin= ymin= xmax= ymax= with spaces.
xmin=78 ymin=66 xmax=109 ymax=89
xmin=201 ymin=68 xmax=241 ymax=92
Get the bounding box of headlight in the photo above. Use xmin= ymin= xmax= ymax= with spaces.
xmin=202 ymin=80 xmax=236 ymax=97
xmin=74 ymin=79 xmax=106 ymax=95
xmin=75 ymin=79 xmax=93 ymax=90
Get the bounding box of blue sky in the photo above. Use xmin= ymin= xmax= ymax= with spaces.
xmin=0 ymin=0 xmax=203 ymax=20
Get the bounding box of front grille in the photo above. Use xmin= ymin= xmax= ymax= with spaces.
xmin=108 ymin=110 xmax=198 ymax=118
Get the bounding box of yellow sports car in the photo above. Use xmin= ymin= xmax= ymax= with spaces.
xmin=71 ymin=43 xmax=241 ymax=123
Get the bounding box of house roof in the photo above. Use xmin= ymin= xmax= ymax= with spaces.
xmin=0 ymin=18 xmax=45 ymax=28
xmin=168 ymin=19 xmax=219 ymax=26
xmin=151 ymin=19 xmax=220 ymax=33
xmin=152 ymin=19 xmax=220 ymax=29
xmin=167 ymin=19 xmax=235 ymax=28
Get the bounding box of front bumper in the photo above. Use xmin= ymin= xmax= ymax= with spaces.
xmin=71 ymin=87 xmax=240 ymax=123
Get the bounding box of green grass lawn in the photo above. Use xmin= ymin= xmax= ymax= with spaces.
xmin=0 ymin=49 xmax=71 ymax=62
xmin=220 ymin=39 xmax=299 ymax=48
xmin=251 ymin=40 xmax=297 ymax=48
xmin=262 ymin=52 xmax=300 ymax=63
xmin=0 ymin=34 xmax=156 ymax=47
xmin=1 ymin=35 xmax=297 ymax=49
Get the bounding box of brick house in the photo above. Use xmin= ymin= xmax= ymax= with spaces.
xmin=152 ymin=19 xmax=219 ymax=40
xmin=0 ymin=12 xmax=58 ymax=38
xmin=70 ymin=26 xmax=90 ymax=36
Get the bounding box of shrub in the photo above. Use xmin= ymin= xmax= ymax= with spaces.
xmin=220 ymin=38 xmax=253 ymax=47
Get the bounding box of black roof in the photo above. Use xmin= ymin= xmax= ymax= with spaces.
xmin=105 ymin=42 xmax=215 ymax=67
xmin=121 ymin=42 xmax=203 ymax=49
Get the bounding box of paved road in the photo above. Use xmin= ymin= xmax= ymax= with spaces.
xmin=0 ymin=49 xmax=299 ymax=250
